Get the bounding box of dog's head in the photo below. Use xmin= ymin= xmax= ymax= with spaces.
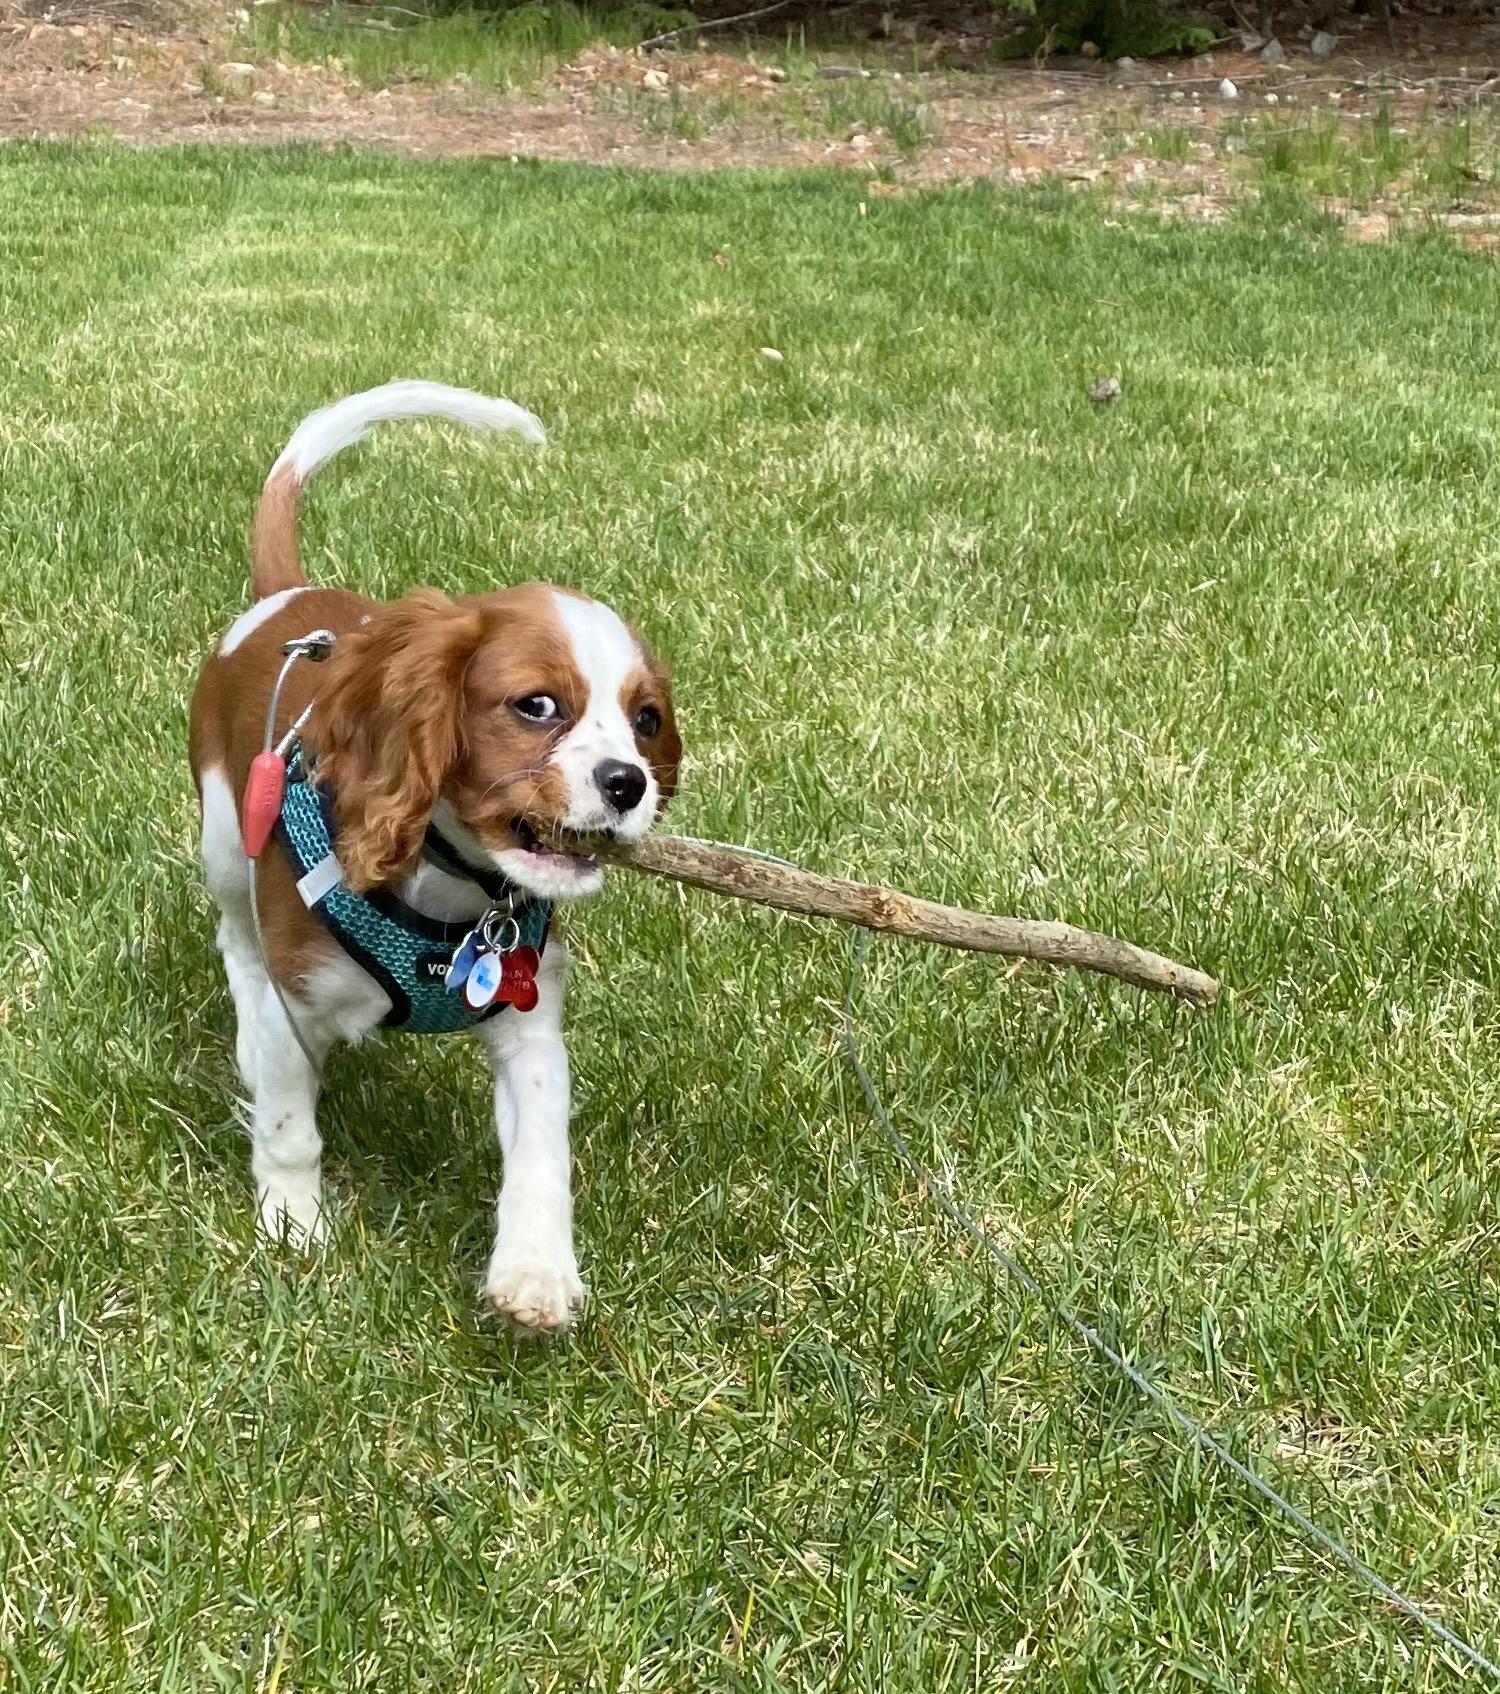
xmin=307 ymin=583 xmax=680 ymax=899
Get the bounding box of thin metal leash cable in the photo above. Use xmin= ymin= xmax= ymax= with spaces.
xmin=675 ymin=838 xmax=1499 ymax=1683
xmin=247 ymin=641 xmax=331 ymax=1081
xmin=247 ymin=854 xmax=325 ymax=1081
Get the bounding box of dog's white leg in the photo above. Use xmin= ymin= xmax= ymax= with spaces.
xmin=478 ymin=942 xmax=583 ymax=1331
xmin=248 ymin=980 xmax=330 ymax=1245
xmin=216 ymin=910 xmax=265 ymax=1090
xmin=200 ymin=766 xmax=330 ymax=1245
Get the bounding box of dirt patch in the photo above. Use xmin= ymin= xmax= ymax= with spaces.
xmin=2 ymin=0 xmax=1499 ymax=235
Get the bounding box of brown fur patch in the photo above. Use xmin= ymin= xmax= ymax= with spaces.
xmin=250 ymin=465 xmax=310 ymax=601
xmin=620 ymin=657 xmax=682 ymax=802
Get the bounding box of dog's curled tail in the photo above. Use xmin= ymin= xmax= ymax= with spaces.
xmin=250 ymin=380 xmax=548 ymax=600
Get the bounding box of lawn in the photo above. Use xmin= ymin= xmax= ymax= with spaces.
xmin=4 ymin=145 xmax=1500 ymax=1692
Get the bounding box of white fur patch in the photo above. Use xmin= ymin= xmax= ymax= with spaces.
xmin=271 ymin=380 xmax=546 ymax=483
xmin=219 ymin=586 xmax=308 ymax=656
xmin=549 ymin=593 xmax=658 ymax=842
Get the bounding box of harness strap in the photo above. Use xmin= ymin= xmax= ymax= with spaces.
xmin=274 ymin=749 xmax=552 ymax=1034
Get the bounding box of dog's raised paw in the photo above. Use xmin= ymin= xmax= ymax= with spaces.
xmin=484 ymin=1251 xmax=584 ymax=1333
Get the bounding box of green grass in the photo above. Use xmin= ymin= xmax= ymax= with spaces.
xmin=5 ymin=144 xmax=1500 ymax=1691
xmin=1145 ymin=124 xmax=1193 ymax=164
xmin=240 ymin=1 xmax=683 ymax=90
xmin=1248 ymin=101 xmax=1500 ymax=206
xmin=816 ymin=82 xmax=936 ymax=157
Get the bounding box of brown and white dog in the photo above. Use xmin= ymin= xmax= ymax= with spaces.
xmin=189 ymin=383 xmax=680 ymax=1330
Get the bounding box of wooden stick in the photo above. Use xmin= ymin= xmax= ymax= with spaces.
xmin=565 ymin=831 xmax=1221 ymax=1009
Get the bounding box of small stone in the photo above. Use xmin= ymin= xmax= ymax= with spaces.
xmin=1239 ymin=30 xmax=1265 ymax=51
xmin=759 ymin=347 xmax=784 ymax=362
xmin=251 ymin=90 xmax=276 ymax=106
xmin=1170 ymin=89 xmax=1186 ymax=101
xmin=1087 ymin=376 xmax=1122 ymax=405
xmin=1265 ymin=91 xmax=1279 ymax=104
xmin=218 ymin=60 xmax=256 ymax=95
xmin=1079 ymin=39 xmax=1100 ymax=58
xmin=642 ymin=67 xmax=669 ymax=92
xmin=1310 ymin=29 xmax=1337 ymax=57
xmin=1260 ymin=37 xmax=1285 ymax=63
xmin=1219 ymin=78 xmax=1239 ymax=98
xmin=850 ymin=131 xmax=872 ymax=150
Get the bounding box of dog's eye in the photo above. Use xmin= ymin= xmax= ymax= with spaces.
xmin=514 ymin=694 xmax=560 ymax=723
xmin=634 ymin=705 xmax=662 ymax=739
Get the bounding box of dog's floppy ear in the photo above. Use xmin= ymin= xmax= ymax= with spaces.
xmin=647 ymin=659 xmax=683 ymax=808
xmin=310 ymin=591 xmax=484 ymax=892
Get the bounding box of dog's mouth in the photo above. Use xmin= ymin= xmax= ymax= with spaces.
xmin=508 ymin=816 xmax=600 ymax=874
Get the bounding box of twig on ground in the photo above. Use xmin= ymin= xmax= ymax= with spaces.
xmin=640 ymin=0 xmax=795 ymax=55
xmin=560 ymin=830 xmax=1221 ymax=1008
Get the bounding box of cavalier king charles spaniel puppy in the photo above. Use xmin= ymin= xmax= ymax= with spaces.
xmin=189 ymin=383 xmax=679 ymax=1331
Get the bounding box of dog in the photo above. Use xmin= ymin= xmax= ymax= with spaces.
xmin=189 ymin=382 xmax=680 ymax=1331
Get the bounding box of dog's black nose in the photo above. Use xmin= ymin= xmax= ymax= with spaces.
xmin=594 ymin=760 xmax=648 ymax=814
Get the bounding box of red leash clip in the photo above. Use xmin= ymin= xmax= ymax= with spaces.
xmin=241 ymin=751 xmax=287 ymax=860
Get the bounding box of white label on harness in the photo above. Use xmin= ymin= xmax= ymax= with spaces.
xmin=296 ymin=854 xmax=343 ymax=908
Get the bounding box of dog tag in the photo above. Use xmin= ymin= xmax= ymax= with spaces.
xmin=497 ymin=945 xmax=541 ymax=1013
xmin=446 ymin=925 xmax=486 ymax=994
xmin=463 ymin=950 xmax=504 ymax=1012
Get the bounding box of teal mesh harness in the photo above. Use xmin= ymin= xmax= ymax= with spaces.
xmin=274 ymin=750 xmax=552 ymax=1035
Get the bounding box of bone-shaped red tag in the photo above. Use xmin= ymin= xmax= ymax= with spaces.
xmin=497 ymin=945 xmax=541 ymax=1012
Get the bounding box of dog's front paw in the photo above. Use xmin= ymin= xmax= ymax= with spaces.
xmin=485 ymin=1240 xmax=584 ymax=1333
xmin=257 ymin=1180 xmax=328 ymax=1249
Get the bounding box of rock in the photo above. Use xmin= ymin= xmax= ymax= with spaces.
xmin=1265 ymin=91 xmax=1279 ymax=104
xmin=642 ymin=67 xmax=669 ymax=92
xmin=1114 ymin=55 xmax=1136 ymax=69
xmin=759 ymin=347 xmax=784 ymax=362
xmin=1087 ymin=376 xmax=1122 ymax=405
xmin=1239 ymin=30 xmax=1265 ymax=51
xmin=850 ymin=132 xmax=872 ymax=151
xmin=1079 ymin=39 xmax=1100 ymax=58
xmin=1260 ymin=37 xmax=1285 ymax=64
xmin=1310 ymin=29 xmax=1337 ymax=57
xmin=1219 ymin=78 xmax=1239 ymax=98
xmin=817 ymin=65 xmax=871 ymax=80
xmin=218 ymin=60 xmax=256 ymax=95
xmin=251 ymin=90 xmax=276 ymax=106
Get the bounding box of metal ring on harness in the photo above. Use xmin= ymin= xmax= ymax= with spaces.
xmin=482 ymin=911 xmax=521 ymax=955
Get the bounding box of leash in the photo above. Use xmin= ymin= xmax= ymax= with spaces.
xmin=244 ymin=631 xmax=338 ymax=1079
xmin=688 ymin=839 xmax=1499 ymax=1684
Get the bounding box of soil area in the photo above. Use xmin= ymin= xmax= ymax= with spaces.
xmin=3 ymin=0 xmax=1500 ymax=229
